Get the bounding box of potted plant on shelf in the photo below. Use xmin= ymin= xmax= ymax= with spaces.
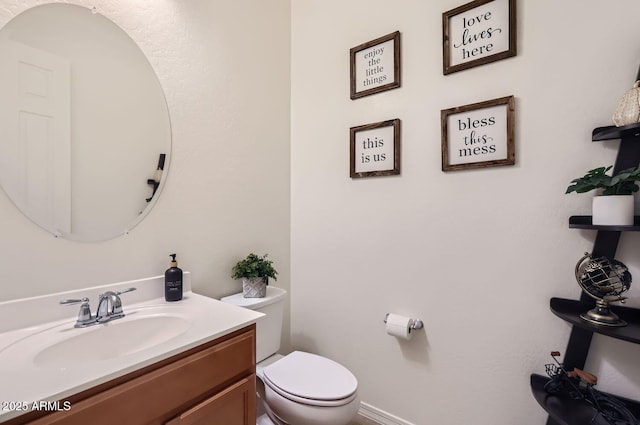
xmin=566 ymin=165 xmax=640 ymax=225
xmin=231 ymin=253 xmax=278 ymax=298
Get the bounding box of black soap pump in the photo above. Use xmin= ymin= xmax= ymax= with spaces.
xmin=165 ymin=253 xmax=183 ymax=302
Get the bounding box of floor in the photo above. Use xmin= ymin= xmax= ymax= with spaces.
xmin=258 ymin=413 xmax=379 ymax=425
xmin=349 ymin=416 xmax=380 ymax=425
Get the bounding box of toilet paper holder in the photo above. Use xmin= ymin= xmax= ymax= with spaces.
xmin=383 ymin=313 xmax=423 ymax=330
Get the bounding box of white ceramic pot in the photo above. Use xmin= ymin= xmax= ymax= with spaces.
xmin=592 ymin=195 xmax=634 ymax=226
xmin=243 ymin=277 xmax=267 ymax=298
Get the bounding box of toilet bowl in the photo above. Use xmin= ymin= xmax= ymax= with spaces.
xmin=220 ymin=287 xmax=360 ymax=425
xmin=258 ymin=351 xmax=360 ymax=425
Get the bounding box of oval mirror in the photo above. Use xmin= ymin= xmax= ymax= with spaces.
xmin=0 ymin=4 xmax=171 ymax=241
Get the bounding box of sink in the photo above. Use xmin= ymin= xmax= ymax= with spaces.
xmin=0 ymin=310 xmax=191 ymax=369
xmin=0 ymin=274 xmax=265 ymax=423
xmin=33 ymin=314 xmax=191 ymax=368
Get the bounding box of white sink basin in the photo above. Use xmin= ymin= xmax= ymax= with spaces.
xmin=0 ymin=308 xmax=192 ymax=369
xmin=33 ymin=314 xmax=191 ymax=368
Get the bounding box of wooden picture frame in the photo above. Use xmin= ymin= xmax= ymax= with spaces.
xmin=441 ymin=96 xmax=514 ymax=171
xmin=350 ymin=119 xmax=401 ymax=178
xmin=442 ymin=0 xmax=516 ymax=75
xmin=350 ymin=31 xmax=401 ymax=100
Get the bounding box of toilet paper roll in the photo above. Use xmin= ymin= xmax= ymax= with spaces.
xmin=385 ymin=313 xmax=413 ymax=340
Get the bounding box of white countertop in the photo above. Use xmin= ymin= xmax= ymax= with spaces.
xmin=0 ymin=273 xmax=263 ymax=422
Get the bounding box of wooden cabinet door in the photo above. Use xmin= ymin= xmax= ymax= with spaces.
xmin=165 ymin=375 xmax=256 ymax=425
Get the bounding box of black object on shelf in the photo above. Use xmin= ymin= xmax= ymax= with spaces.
xmin=535 ymin=120 xmax=640 ymax=425
xmin=531 ymin=374 xmax=640 ymax=425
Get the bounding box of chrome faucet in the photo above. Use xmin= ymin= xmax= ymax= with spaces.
xmin=60 ymin=287 xmax=136 ymax=328
xmin=96 ymin=288 xmax=134 ymax=323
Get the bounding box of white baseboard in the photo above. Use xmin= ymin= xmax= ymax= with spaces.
xmin=358 ymin=402 xmax=415 ymax=425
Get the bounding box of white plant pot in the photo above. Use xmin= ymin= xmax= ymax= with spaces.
xmin=242 ymin=277 xmax=267 ymax=298
xmin=592 ymin=195 xmax=634 ymax=226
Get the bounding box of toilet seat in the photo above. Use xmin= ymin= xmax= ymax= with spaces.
xmin=262 ymin=351 xmax=358 ymax=407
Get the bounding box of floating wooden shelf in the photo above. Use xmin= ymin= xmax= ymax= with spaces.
xmin=569 ymin=216 xmax=640 ymax=231
xmin=550 ymin=297 xmax=640 ymax=345
xmin=592 ymin=123 xmax=640 ymax=142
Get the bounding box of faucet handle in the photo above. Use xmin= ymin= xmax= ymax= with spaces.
xmin=112 ymin=287 xmax=136 ymax=315
xmin=60 ymin=297 xmax=88 ymax=305
xmin=60 ymin=297 xmax=95 ymax=328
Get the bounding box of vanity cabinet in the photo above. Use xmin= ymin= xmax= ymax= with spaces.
xmin=7 ymin=325 xmax=256 ymax=425
xmin=530 ymin=123 xmax=640 ymax=425
xmin=165 ymin=376 xmax=254 ymax=425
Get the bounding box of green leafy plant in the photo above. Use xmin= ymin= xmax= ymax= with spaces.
xmin=566 ymin=166 xmax=640 ymax=196
xmin=231 ymin=253 xmax=278 ymax=284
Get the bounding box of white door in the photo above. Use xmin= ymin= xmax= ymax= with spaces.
xmin=0 ymin=39 xmax=71 ymax=234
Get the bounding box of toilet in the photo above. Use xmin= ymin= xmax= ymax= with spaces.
xmin=220 ymin=287 xmax=360 ymax=425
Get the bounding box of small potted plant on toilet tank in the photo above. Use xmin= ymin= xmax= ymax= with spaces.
xmin=231 ymin=253 xmax=278 ymax=298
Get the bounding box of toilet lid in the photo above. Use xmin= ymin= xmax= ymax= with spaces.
xmin=262 ymin=351 xmax=358 ymax=401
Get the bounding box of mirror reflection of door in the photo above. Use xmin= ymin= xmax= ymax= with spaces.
xmin=0 ymin=4 xmax=172 ymax=241
xmin=0 ymin=39 xmax=71 ymax=234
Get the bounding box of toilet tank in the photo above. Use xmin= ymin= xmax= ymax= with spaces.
xmin=220 ymin=286 xmax=286 ymax=362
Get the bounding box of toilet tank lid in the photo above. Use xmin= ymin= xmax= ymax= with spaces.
xmin=220 ymin=286 xmax=287 ymax=309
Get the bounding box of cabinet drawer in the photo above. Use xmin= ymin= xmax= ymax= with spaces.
xmin=165 ymin=375 xmax=256 ymax=425
xmin=26 ymin=328 xmax=255 ymax=425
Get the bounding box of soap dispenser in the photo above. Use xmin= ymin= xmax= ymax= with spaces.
xmin=165 ymin=253 xmax=183 ymax=301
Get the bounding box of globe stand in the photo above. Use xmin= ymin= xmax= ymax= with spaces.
xmin=574 ymin=252 xmax=631 ymax=328
xmin=580 ymin=299 xmax=627 ymax=327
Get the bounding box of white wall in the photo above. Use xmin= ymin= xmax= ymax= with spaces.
xmin=2 ymin=1 xmax=640 ymax=423
xmin=0 ymin=0 xmax=291 ymax=348
xmin=290 ymin=1 xmax=640 ymax=424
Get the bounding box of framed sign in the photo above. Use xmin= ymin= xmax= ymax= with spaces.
xmin=350 ymin=31 xmax=401 ymax=99
xmin=350 ymin=119 xmax=401 ymax=178
xmin=441 ymin=96 xmax=514 ymax=171
xmin=442 ymin=0 xmax=516 ymax=75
